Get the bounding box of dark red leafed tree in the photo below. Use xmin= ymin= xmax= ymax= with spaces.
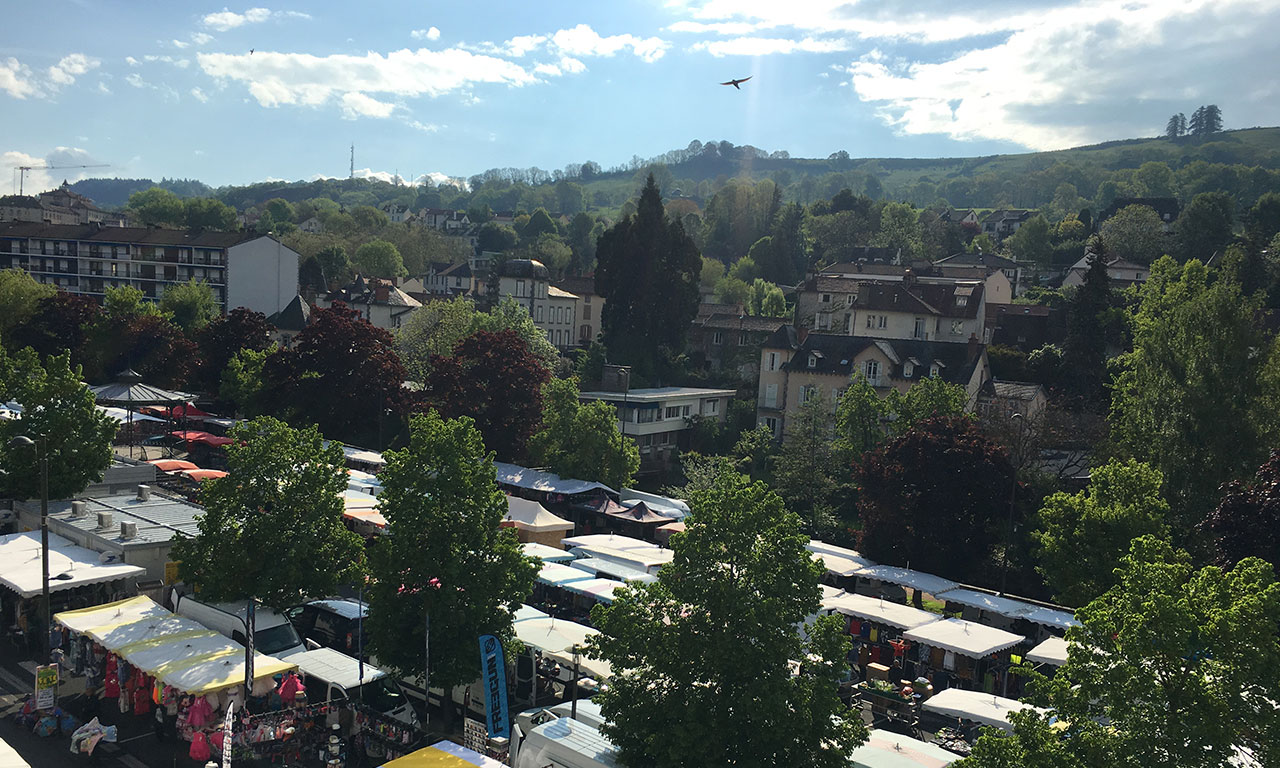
xmin=195 ymin=308 xmax=273 ymax=392
xmin=855 ymin=415 xmax=1013 ymax=584
xmin=1203 ymin=450 xmax=1280 ymax=569
xmin=421 ymin=329 xmax=550 ymax=460
xmin=263 ymin=302 xmax=407 ymax=445
xmin=113 ymin=314 xmax=200 ymax=389
xmin=7 ymin=292 xmax=100 ymax=364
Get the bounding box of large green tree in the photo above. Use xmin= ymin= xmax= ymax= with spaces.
xmin=126 ymin=187 xmax=185 ymax=227
xmin=1061 ymin=248 xmax=1111 ymax=405
xmin=182 ymin=197 xmax=238 ymax=231
xmin=1099 ymin=204 xmax=1168 ymax=265
xmin=1110 ymin=257 xmax=1280 ymax=532
xmin=352 ymin=239 xmax=407 ymax=279
xmin=587 ymin=468 xmax=866 ymax=768
xmin=833 ymin=374 xmax=971 ymax=462
xmin=525 ymin=377 xmax=638 ymax=489
xmin=366 ymin=411 xmax=536 ymax=694
xmin=596 ymin=174 xmax=701 ymax=379
xmin=171 ymin=417 xmax=365 ymax=610
xmin=159 ymin=279 xmax=218 ymax=333
xmin=773 ymin=390 xmax=843 ymax=538
xmin=961 ymin=536 xmax=1280 ymax=768
xmin=0 ymin=269 xmax=55 ymax=346
xmin=0 ymin=348 xmax=116 ymax=501
xmin=1033 ymin=459 xmax=1169 ymax=606
xmin=1175 ymin=191 xmax=1235 ymax=262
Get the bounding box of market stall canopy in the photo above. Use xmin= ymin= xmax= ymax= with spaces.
xmin=0 ymin=531 xmax=145 ymax=599
xmin=1025 ymin=636 xmax=1069 ymax=667
xmin=902 ymin=618 xmax=1026 ymax=659
xmin=54 ymin=596 xmax=296 ymax=696
xmin=1019 ymin=605 xmax=1080 ymax=630
xmin=512 ymin=615 xmax=611 ymax=680
xmin=90 ymin=370 xmax=191 ymax=406
xmin=849 ymin=729 xmax=958 ymax=768
xmin=504 ymin=496 xmax=574 ymax=532
xmin=810 ymin=549 xmax=877 ymax=578
xmin=822 ymin=592 xmax=941 ymax=630
xmin=935 ymin=588 xmax=1040 ymax=620
xmin=170 ymin=430 xmax=234 ymax=447
xmin=0 ymin=401 xmax=21 ymax=420
xmin=570 ymin=557 xmax=659 ymax=584
xmin=537 ymin=562 xmax=595 ymax=589
xmin=141 ymin=402 xmax=213 ymax=420
xmin=148 ymin=459 xmax=198 ymax=472
xmin=561 ymin=577 xmax=628 ymax=604
xmin=921 ymin=688 xmax=1048 ymax=733
xmin=605 ymin=501 xmax=670 ymax=525
xmin=521 ymin=542 xmax=575 ymax=563
xmin=378 ymin=740 xmax=509 ymax=768
xmin=561 ymin=533 xmax=663 ymax=553
xmin=808 ymin=540 xmax=876 ymax=568
xmin=341 ymin=444 xmax=385 ymax=468
xmin=98 ymin=406 xmax=164 ymax=424
xmin=568 ymin=544 xmax=673 ymax=572
xmin=513 ymin=604 xmax=549 ymax=622
xmin=853 ymin=565 xmax=959 ymax=596
xmin=494 ymin=462 xmax=617 ymax=498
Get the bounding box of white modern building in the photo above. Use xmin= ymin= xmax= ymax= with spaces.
xmin=578 ymin=386 xmax=738 ymax=465
xmin=0 ymin=221 xmax=299 ymax=316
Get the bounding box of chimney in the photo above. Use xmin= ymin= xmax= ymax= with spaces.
xmin=70 ymin=500 xmax=88 ymax=519
xmin=120 ymin=521 xmax=138 ymax=541
xmin=136 ymin=484 xmax=151 ymax=502
xmin=97 ymin=510 xmax=114 ymax=530
xmin=903 ymin=267 xmax=915 ymax=288
xmin=967 ymin=332 xmax=980 ymax=363
xmin=375 ymin=284 xmax=389 ymax=302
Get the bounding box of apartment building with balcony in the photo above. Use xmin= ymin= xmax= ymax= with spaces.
xmin=795 ymin=268 xmax=991 ymax=343
xmin=0 ymin=221 xmax=299 ymax=316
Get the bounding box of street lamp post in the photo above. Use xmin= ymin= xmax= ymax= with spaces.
xmin=9 ymin=435 xmax=49 ymax=663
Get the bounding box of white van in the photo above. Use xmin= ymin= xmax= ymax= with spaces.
xmin=289 ymin=647 xmax=417 ymax=733
xmin=511 ymin=713 xmax=619 ymax=768
xmin=169 ymin=592 xmax=308 ymax=658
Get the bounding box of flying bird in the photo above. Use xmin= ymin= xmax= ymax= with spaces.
xmin=720 ymin=76 xmax=751 ymax=89
xmin=249 ymin=48 xmax=255 ymax=55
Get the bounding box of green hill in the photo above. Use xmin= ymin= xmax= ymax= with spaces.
xmin=69 ymin=127 xmax=1280 ymax=216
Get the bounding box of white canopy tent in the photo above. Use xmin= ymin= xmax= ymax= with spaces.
xmin=1025 ymin=636 xmax=1069 ymax=667
xmin=0 ymin=531 xmax=145 ymax=599
xmin=504 ymin=496 xmax=574 ymax=532
xmin=901 ymin=618 xmax=1026 ymax=659
xmin=569 ymin=544 xmax=673 ymax=573
xmin=821 ymin=592 xmax=941 ymax=630
xmin=562 ymin=577 xmax=628 ymax=604
xmin=522 ymin=542 xmax=576 ymax=563
xmin=537 ymin=562 xmax=596 ymax=589
xmin=512 ymin=615 xmax=611 ymax=680
xmin=935 ymin=588 xmax=1038 ymax=619
xmin=1020 ymin=605 xmax=1080 ymax=630
xmin=849 ymin=729 xmax=958 ymax=768
xmin=97 ymin=406 xmax=165 ymax=424
xmin=561 ymin=533 xmax=663 ymax=553
xmin=922 ymin=688 xmax=1049 ymax=733
xmin=569 ymin=557 xmax=658 ymax=584
xmin=494 ymin=462 xmax=616 ymax=497
xmin=853 ymin=565 xmax=959 ymax=597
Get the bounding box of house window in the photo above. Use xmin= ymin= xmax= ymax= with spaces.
xmin=712 ymin=331 xmax=723 ymax=345
xmin=763 ymin=416 xmax=779 ymax=435
xmin=930 ymin=364 xmax=940 ymax=377
xmin=583 ymin=305 xmax=591 ymax=320
xmin=637 ymin=408 xmax=656 ymax=423
xmin=808 ymin=354 xmax=818 ymax=369
xmin=580 ymin=324 xmax=591 ymax=340
xmin=536 ymin=305 xmax=544 ymax=322
xmin=767 ymin=352 xmax=778 ymax=371
xmin=864 ymin=360 xmax=880 ymax=384
xmin=703 ymin=399 xmax=719 ymax=415
xmin=516 ymin=279 xmax=525 ymax=297
xmin=956 ymin=296 xmax=968 ymax=307
xmin=903 ymin=361 xmax=914 ymax=378
xmin=765 ymin=383 xmax=778 ymax=408
xmin=951 ymin=321 xmax=964 ymax=335
xmin=665 ymin=406 xmax=681 ymax=419
xmin=866 ymin=314 xmax=875 ymax=328
xmin=738 ymin=332 xmax=748 ymax=346
xmin=913 ymin=317 xmax=926 ymax=339
xmin=878 ymin=316 xmax=887 ymax=329
xmin=821 ymin=293 xmax=831 ymax=303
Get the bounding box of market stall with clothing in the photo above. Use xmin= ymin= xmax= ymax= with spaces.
xmin=900 ymin=618 xmax=1026 ymax=697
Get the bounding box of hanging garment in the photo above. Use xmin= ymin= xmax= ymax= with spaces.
xmin=133 ymin=685 xmax=152 ymax=716
xmin=187 ymin=695 xmax=213 ymax=728
xmin=943 ymin=650 xmax=956 ymax=671
xmin=189 ymin=732 xmax=211 ymax=762
xmin=278 ymin=672 xmax=302 ymax=706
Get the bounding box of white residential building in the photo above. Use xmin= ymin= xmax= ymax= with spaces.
xmin=578 ymin=386 xmax=738 ymax=464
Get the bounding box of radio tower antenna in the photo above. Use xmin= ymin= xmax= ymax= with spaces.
xmin=349 ymin=143 xmax=355 ymax=179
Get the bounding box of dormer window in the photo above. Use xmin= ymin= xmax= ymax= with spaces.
xmin=903 ymin=361 xmax=914 ymax=378
xmin=929 ymin=364 xmax=940 ymax=377
xmin=808 ymin=354 xmax=819 ymax=369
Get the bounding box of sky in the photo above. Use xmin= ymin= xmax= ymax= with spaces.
xmin=3 ymin=0 xmax=1280 ymax=194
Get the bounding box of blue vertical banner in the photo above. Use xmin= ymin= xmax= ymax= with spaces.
xmin=478 ymin=634 xmax=510 ymax=739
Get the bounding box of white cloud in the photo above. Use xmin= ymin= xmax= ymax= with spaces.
xmin=198 ymin=47 xmax=540 ymax=115
xmin=0 ymin=58 xmax=36 ymax=99
xmin=406 ymin=119 xmax=440 ymax=133
xmin=533 ymin=62 xmax=561 ymax=77
xmin=47 ymin=53 xmax=100 ymax=86
xmin=843 ymin=0 xmax=1280 ymax=150
xmin=501 ymin=34 xmax=547 ymax=57
xmin=557 ymin=56 xmax=585 ymax=74
xmin=3 ymin=147 xmax=106 ymax=194
xmin=125 ymin=56 xmax=140 ymax=66
xmin=172 ymin=39 xmax=190 ymax=49
xmin=411 ymin=27 xmax=441 ymax=41
xmin=125 ymin=73 xmax=146 ymax=88
xmin=692 ymin=36 xmax=849 ymax=57
xmin=191 ymin=32 xmax=214 ymax=45
xmin=667 ymin=20 xmax=764 ymax=35
xmin=97 ymin=82 xmax=111 ymax=94
xmin=190 ymin=87 xmax=209 ymax=102
xmin=340 ymin=91 xmax=395 ymax=119
xmin=201 ymin=7 xmax=307 ymax=31
xmin=551 ymin=24 xmax=670 ymax=62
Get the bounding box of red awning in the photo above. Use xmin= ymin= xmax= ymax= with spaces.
xmin=179 ymin=469 xmax=228 ymax=481
xmin=144 ymin=402 xmax=214 ymax=420
xmin=148 ymin=459 xmax=198 ymax=472
xmin=170 ymin=430 xmax=234 ymax=447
